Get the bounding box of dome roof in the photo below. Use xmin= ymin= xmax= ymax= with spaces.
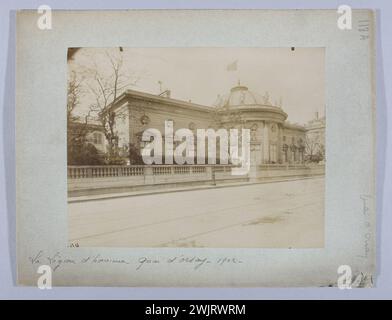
xmin=214 ymin=85 xmax=275 ymax=108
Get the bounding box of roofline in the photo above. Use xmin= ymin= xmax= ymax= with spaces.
xmin=68 ymin=122 xmax=105 ymax=133
xmin=108 ymin=89 xmax=311 ymax=132
xmin=219 ymin=104 xmax=288 ymax=118
xmin=111 ymin=89 xmax=215 ymax=113
xmin=283 ymin=122 xmax=306 ymax=131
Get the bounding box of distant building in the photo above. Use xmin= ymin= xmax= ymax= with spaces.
xmin=67 ymin=121 xmax=106 ymax=153
xmin=304 ymin=112 xmax=326 ymax=162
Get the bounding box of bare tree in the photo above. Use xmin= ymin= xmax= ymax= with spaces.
xmin=305 ymin=134 xmax=324 ymax=162
xmin=67 ymin=70 xmax=83 ymax=123
xmin=67 ymin=71 xmax=102 ymax=165
xmin=305 ymin=135 xmax=317 ymax=159
xmin=67 ymin=71 xmax=92 ymax=140
xmin=317 ymin=143 xmax=325 ymax=160
xmin=86 ymin=50 xmax=138 ymax=162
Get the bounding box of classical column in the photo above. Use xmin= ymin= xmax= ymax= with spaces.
xmin=128 ymin=105 xmax=135 ymax=145
xmin=277 ymin=124 xmax=282 ymax=163
xmin=263 ymin=121 xmax=269 ymax=163
xmin=253 ymin=125 xmax=262 ymax=165
xmin=248 ymin=123 xmax=260 ymax=181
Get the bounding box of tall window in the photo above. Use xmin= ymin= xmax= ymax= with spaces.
xmin=270 ymin=144 xmax=277 ymax=163
xmin=92 ymin=132 xmax=102 ymax=144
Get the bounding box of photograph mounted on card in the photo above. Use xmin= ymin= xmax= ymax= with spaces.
xmin=16 ymin=9 xmax=375 ymax=287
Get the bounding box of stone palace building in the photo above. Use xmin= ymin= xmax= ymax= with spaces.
xmin=68 ymin=83 xmax=325 ymax=196
xmin=68 ymin=84 xmax=325 ymax=197
xmin=89 ymin=83 xmax=324 ymax=165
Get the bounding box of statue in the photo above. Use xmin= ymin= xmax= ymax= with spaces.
xmin=279 ymin=97 xmax=283 ymax=108
xmin=250 ymin=124 xmax=258 ymax=142
xmin=262 ymin=91 xmax=270 ymax=105
xmin=240 ymin=91 xmax=246 ymax=104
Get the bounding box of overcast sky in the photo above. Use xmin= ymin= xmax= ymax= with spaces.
xmin=69 ymin=47 xmax=325 ymax=125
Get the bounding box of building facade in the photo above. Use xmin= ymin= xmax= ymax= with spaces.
xmin=107 ymin=84 xmax=321 ymax=165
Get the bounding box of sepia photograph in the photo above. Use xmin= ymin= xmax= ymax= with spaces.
xmin=67 ymin=47 xmax=326 ymax=248
xmin=12 ymin=7 xmax=379 ymax=292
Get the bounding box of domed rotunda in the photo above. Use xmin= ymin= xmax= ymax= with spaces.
xmin=213 ymin=84 xmax=305 ymax=165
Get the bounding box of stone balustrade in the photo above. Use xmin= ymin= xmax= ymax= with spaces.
xmin=68 ymin=165 xmax=235 ymax=179
xmin=67 ymin=164 xmax=324 ymax=197
xmin=68 ymin=165 xmax=245 ymax=196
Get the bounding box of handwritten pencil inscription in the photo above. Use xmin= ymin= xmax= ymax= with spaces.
xmin=357 ymin=194 xmax=373 ymax=259
xmin=28 ymin=251 xmax=243 ymax=272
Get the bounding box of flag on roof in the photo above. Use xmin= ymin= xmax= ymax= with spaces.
xmin=226 ymin=60 xmax=238 ymax=71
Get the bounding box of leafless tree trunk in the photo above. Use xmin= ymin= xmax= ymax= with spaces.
xmin=67 ymin=71 xmax=82 ymax=123
xmin=87 ymin=50 xmax=138 ymax=161
xmin=305 ymin=135 xmax=319 ymax=160
xmin=67 ymin=71 xmax=92 ymax=164
xmin=67 ymin=71 xmax=89 ymax=140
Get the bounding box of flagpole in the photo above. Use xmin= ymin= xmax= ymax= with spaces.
xmin=226 ymin=60 xmax=239 ymax=87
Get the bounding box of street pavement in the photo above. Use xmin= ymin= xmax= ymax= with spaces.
xmin=68 ymin=177 xmax=324 ymax=248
